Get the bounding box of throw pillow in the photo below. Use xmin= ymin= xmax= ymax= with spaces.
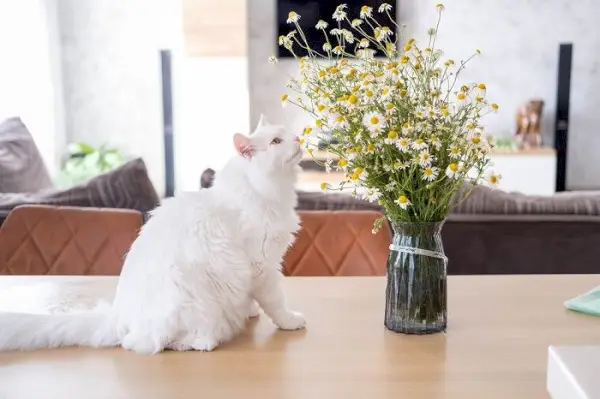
xmin=0 ymin=117 xmax=53 ymax=193
xmin=0 ymin=158 xmax=159 ymax=224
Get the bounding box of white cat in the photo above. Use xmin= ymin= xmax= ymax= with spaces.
xmin=0 ymin=115 xmax=306 ymax=354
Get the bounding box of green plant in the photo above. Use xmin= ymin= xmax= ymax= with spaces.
xmin=58 ymin=143 xmax=124 ymax=187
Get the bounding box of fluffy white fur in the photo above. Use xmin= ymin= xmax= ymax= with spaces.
xmin=0 ymin=115 xmax=306 ymax=354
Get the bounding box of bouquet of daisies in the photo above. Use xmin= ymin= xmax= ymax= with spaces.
xmin=275 ymin=3 xmax=500 ymax=228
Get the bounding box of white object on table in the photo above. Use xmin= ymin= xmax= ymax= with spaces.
xmin=547 ymin=345 xmax=600 ymax=399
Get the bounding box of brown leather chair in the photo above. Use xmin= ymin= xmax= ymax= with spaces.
xmin=0 ymin=205 xmax=142 ymax=275
xmin=0 ymin=206 xmax=390 ymax=276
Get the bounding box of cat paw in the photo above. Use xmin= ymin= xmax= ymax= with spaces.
xmin=247 ymin=301 xmax=261 ymax=318
xmin=168 ymin=341 xmax=193 ymax=351
xmin=190 ymin=336 xmax=219 ymax=352
xmin=275 ymin=311 xmax=306 ymax=331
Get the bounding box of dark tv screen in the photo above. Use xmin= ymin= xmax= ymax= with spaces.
xmin=277 ymin=0 xmax=398 ymax=58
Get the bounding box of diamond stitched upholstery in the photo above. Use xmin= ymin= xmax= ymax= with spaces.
xmin=0 ymin=205 xmax=142 ymax=275
xmin=0 ymin=207 xmax=390 ymax=277
xmin=283 ymin=211 xmax=391 ymax=276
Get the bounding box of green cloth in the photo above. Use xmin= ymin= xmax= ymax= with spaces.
xmin=565 ymin=285 xmax=600 ymax=317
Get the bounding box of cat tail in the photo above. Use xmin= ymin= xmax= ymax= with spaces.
xmin=0 ymin=311 xmax=119 ymax=351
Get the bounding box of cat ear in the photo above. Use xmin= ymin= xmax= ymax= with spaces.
xmin=233 ymin=133 xmax=254 ymax=158
xmin=257 ymin=113 xmax=269 ymax=128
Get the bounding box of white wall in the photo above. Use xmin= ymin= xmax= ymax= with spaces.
xmin=56 ymin=0 xmax=184 ymax=196
xmin=0 ymin=0 xmax=65 ymax=177
xmin=248 ymin=0 xmax=600 ymax=190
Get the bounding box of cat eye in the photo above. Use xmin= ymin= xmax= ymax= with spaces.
xmin=271 ymin=138 xmax=282 ymax=145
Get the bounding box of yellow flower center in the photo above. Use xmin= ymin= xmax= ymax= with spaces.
xmin=355 ymin=167 xmax=363 ymax=175
xmin=449 ymin=163 xmax=458 ymax=172
xmin=403 ymin=44 xmax=412 ymax=52
xmin=424 ymin=168 xmax=433 ymax=176
xmin=359 ymin=72 xmax=369 ymax=79
xmin=466 ymin=123 xmax=475 ymax=129
xmin=288 ymin=11 xmax=297 ymax=19
xmin=472 ymin=137 xmax=481 ymax=144
xmin=416 ymin=139 xmax=424 ymax=145
xmin=450 ymin=147 xmax=459 ymax=154
xmin=370 ymin=116 xmax=379 ymax=125
xmin=442 ymin=108 xmax=449 ymax=116
xmin=338 ymin=159 xmax=348 ymax=167
xmin=491 ymin=103 xmax=499 ymax=110
xmin=367 ymin=143 xmax=375 ymax=151
xmin=335 ymin=115 xmax=344 ymax=122
xmin=400 ymin=90 xmax=407 ymax=97
xmin=398 ymin=195 xmax=408 ymax=204
xmin=457 ymin=92 xmax=466 ymax=100
xmin=320 ymin=182 xmax=328 ymax=190
xmin=476 ymin=95 xmax=483 ymax=102
xmin=351 ymin=173 xmax=359 ymax=180
xmin=352 ymin=85 xmax=360 ymax=92
xmin=387 ymin=131 xmax=398 ymax=139
xmin=375 ymin=71 xmax=384 ymax=77
xmin=413 ymin=63 xmax=421 ymax=70
xmin=317 ymin=104 xmax=326 ymax=112
xmin=366 ymin=90 xmax=374 ymax=97
xmin=387 ymin=62 xmax=398 ymax=69
xmin=316 ymin=119 xmax=323 ymax=127
xmin=348 ymin=95 xmax=358 ymax=104
xmin=298 ymin=138 xmax=305 ymax=146
xmin=399 ymin=138 xmax=408 ymax=146
xmin=318 ymin=70 xmax=326 ymax=78
xmin=281 ymin=94 xmax=288 ymax=102
xmin=425 ymin=47 xmax=432 ymax=52
xmin=382 ymin=87 xmax=390 ymax=95
xmin=361 ymin=5 xmax=369 ymax=12
xmin=330 ymin=67 xmax=339 ymax=74
xmin=303 ymin=126 xmax=312 ymax=135
xmin=407 ymin=38 xmax=415 ymax=45
xmin=478 ymin=83 xmax=487 ymax=90
xmin=385 ymin=103 xmax=394 ymax=110
xmin=490 ymin=175 xmax=498 ymax=184
xmin=347 ymin=69 xmax=356 ymax=77
xmin=400 ymin=56 xmax=410 ymax=64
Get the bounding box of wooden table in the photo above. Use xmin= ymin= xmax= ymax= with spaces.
xmin=1 ymin=275 xmax=599 ymax=399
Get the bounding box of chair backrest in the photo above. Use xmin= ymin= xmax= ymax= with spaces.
xmin=0 ymin=205 xmax=142 ymax=275
xmin=283 ymin=210 xmax=391 ymax=276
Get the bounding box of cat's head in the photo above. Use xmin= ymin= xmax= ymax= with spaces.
xmin=232 ymin=114 xmax=302 ymax=173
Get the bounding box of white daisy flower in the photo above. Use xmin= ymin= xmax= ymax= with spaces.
xmin=360 ymin=5 xmax=373 ymax=18
xmin=378 ymin=3 xmax=393 ymax=13
xmin=330 ymin=28 xmax=342 ymax=36
xmin=384 ymin=181 xmax=397 ymax=192
xmin=374 ymin=26 xmax=393 ymax=42
xmin=411 ymin=138 xmax=428 ymax=150
xmin=445 ymin=163 xmax=459 ymax=179
xmin=342 ymin=29 xmax=355 ymax=43
xmin=430 ymin=137 xmax=442 ymax=150
xmin=359 ymin=38 xmax=370 ymax=48
xmin=315 ymin=20 xmax=328 ymax=30
xmin=395 ymin=137 xmax=410 ymax=152
xmin=351 ymin=19 xmax=363 ymax=27
xmin=394 ymin=195 xmax=411 ymax=210
xmin=418 ymin=150 xmax=435 ymax=167
xmin=268 ymin=56 xmax=279 ymax=64
xmin=401 ymin=124 xmax=414 ymax=136
xmin=485 ymin=171 xmax=502 ymax=186
xmin=381 ymin=86 xmax=394 ymax=101
xmin=332 ymin=114 xmax=348 ymax=129
xmin=362 ymin=111 xmax=385 ymax=135
xmin=384 ymin=130 xmax=398 ymax=145
xmin=415 ymin=105 xmax=428 ymax=119
xmin=323 ymin=42 xmax=332 ymax=52
xmin=422 ymin=166 xmax=439 ymax=182
xmin=456 ymin=91 xmax=469 ymax=104
xmin=395 ymin=161 xmax=410 ymax=170
xmin=286 ymin=11 xmax=300 ymax=24
xmin=356 ymin=49 xmax=376 ymax=59
xmin=448 ymin=145 xmax=461 ymax=159
xmin=364 ymin=188 xmax=382 ymax=203
xmin=324 ymin=159 xmax=333 ymax=173
xmin=332 ymin=45 xmax=344 ymax=55
xmin=332 ymin=4 xmax=347 ymax=21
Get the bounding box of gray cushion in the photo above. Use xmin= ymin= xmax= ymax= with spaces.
xmin=452 ymin=185 xmax=600 ymax=216
xmin=0 ymin=117 xmax=53 ymax=193
xmin=0 ymin=158 xmax=159 ymax=217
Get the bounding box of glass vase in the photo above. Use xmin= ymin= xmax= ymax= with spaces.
xmin=384 ymin=220 xmax=447 ymax=334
